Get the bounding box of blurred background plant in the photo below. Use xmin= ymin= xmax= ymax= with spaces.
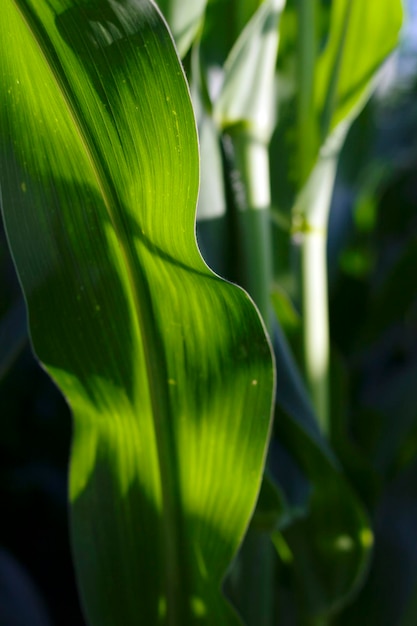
xmin=1 ymin=0 xmax=417 ymax=624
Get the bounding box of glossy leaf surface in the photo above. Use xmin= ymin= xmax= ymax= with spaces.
xmin=0 ymin=1 xmax=275 ymax=624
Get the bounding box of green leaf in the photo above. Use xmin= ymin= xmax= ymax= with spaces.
xmin=275 ymin=410 xmax=373 ymax=618
xmin=156 ymin=0 xmax=208 ymax=57
xmin=190 ymin=46 xmax=227 ymax=222
xmin=270 ymin=331 xmax=373 ymax=617
xmin=271 ymin=285 xmax=301 ymax=336
xmin=250 ymin=473 xmax=299 ymax=533
xmin=275 ymin=0 xmax=403 ymax=193
xmin=214 ymin=0 xmax=284 ymax=140
xmin=199 ymin=0 xmax=265 ymax=71
xmin=0 ymin=1 xmax=275 ymax=624
xmin=316 ymin=0 xmax=403 ymax=139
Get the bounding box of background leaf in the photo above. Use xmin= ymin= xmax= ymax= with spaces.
xmin=273 ymin=0 xmax=403 ymax=195
xmin=316 ymin=0 xmax=403 ymax=138
xmin=156 ymin=0 xmax=208 ymax=57
xmin=214 ymin=0 xmax=284 ymax=139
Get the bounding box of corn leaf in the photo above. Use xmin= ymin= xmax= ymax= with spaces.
xmin=276 ymin=411 xmax=373 ymax=617
xmin=316 ymin=0 xmax=403 ymax=140
xmin=276 ymin=0 xmax=403 ymax=192
xmin=0 ymin=1 xmax=275 ymax=624
xmin=214 ymin=0 xmax=284 ymax=140
xmin=155 ymin=0 xmax=207 ymax=57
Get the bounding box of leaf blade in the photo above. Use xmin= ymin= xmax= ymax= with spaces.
xmin=0 ymin=1 xmax=275 ymax=623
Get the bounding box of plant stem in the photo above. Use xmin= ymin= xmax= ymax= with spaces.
xmin=292 ymin=146 xmax=338 ymax=435
xmin=226 ymin=131 xmax=273 ymax=331
xmin=301 ymin=226 xmax=330 ymax=433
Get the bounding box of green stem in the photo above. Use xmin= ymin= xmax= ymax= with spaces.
xmin=292 ymin=145 xmax=339 ymax=434
xmin=228 ymin=131 xmax=273 ymax=331
xmin=301 ymin=227 xmax=330 ymax=432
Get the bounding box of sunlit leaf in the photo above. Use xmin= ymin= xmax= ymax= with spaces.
xmin=275 ymin=0 xmax=403 ymax=192
xmin=316 ymin=0 xmax=403 ymax=139
xmin=215 ymin=0 xmax=284 ymax=140
xmin=200 ymin=0 xmax=265 ymax=72
xmin=0 ymin=1 xmax=275 ymax=623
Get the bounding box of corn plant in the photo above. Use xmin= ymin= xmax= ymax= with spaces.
xmin=0 ymin=0 xmax=405 ymax=625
